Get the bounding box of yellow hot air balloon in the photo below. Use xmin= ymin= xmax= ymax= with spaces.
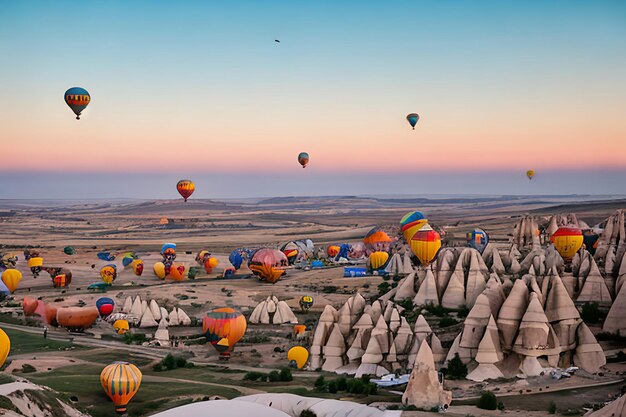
xmin=100 ymin=362 xmax=142 ymax=415
xmin=402 ymin=220 xmax=428 ymax=242
xmin=550 ymin=227 xmax=583 ymax=262
xmin=27 ymin=257 xmax=43 ymax=268
xmin=1 ymin=269 xmax=22 ymax=294
xmin=113 ymin=319 xmax=130 ymax=335
xmin=526 ymin=170 xmax=535 ymax=180
xmin=287 ymin=346 xmax=309 ymax=369
xmin=0 ymin=328 xmax=10 ymax=369
xmin=410 ymin=224 xmax=441 ymax=266
xmin=369 ymin=251 xmax=389 ymax=269
xmin=153 ymin=262 xmax=166 ymax=279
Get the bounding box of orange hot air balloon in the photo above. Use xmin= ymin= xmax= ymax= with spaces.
xmin=249 ymin=249 xmax=288 ymax=283
xmin=113 ymin=319 xmax=130 ymax=335
xmin=293 ymin=324 xmax=306 ymax=336
xmin=550 ymin=227 xmax=583 ymax=262
xmin=56 ymin=306 xmax=99 ymax=330
xmin=23 ymin=297 xmax=38 ymax=316
xmin=1 ymin=269 xmax=22 ymax=293
xmin=327 ymin=245 xmax=340 ymax=258
xmin=176 ymin=179 xmax=195 ymax=202
xmin=100 ymin=362 xmax=142 ymax=415
xmin=202 ymin=308 xmax=247 ymax=358
xmin=287 ymin=346 xmax=309 ymax=369
xmin=169 ymin=263 xmax=186 ymax=281
xmin=44 ymin=304 xmax=58 ymax=325
xmin=0 ymin=328 xmax=9 ymax=369
xmin=369 ymin=251 xmax=389 ymax=269
xmin=410 ymin=224 xmax=441 ymax=266
xmin=131 ymin=259 xmax=144 ymax=276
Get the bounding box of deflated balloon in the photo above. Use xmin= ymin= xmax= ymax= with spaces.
xmin=202 ymin=308 xmax=247 ymax=358
xmin=249 ymin=249 xmax=288 ymax=283
xmin=410 ymin=224 xmax=441 ymax=266
xmin=298 ymin=152 xmax=309 ymax=168
xmin=204 ymin=257 xmax=218 ymax=273
xmin=56 ymin=306 xmax=99 ymax=330
xmin=64 ymin=87 xmax=90 ymax=120
xmin=370 ymin=251 xmax=390 ymax=269
xmin=466 ymin=228 xmax=489 ymax=254
xmin=100 ymin=362 xmax=142 ymax=415
xmin=176 ymin=180 xmax=195 ymax=202
xmin=550 ymin=227 xmax=583 ymax=262
xmin=229 ymin=248 xmax=247 ymax=270
xmin=1 ymin=269 xmax=22 ymax=293
xmin=100 ymin=264 xmax=117 ymax=284
xmin=98 ymin=252 xmax=116 ymax=261
xmin=406 ymin=113 xmax=419 ymax=129
xmin=287 ymin=346 xmax=309 ymax=369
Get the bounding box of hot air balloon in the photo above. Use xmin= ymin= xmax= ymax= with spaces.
xmin=287 ymin=346 xmax=309 ymax=369
xmin=56 ymin=306 xmax=99 ymax=330
xmin=100 ymin=264 xmax=117 ymax=284
xmin=63 ymin=246 xmax=75 ymax=255
xmin=1 ymin=269 xmax=22 ymax=293
xmin=27 ymin=257 xmax=43 ymax=277
xmin=204 ymin=257 xmax=218 ymax=273
xmin=364 ymin=227 xmax=393 ymax=251
xmin=293 ymin=324 xmax=306 ymax=336
xmin=327 ymin=245 xmax=340 ymax=258
xmin=100 ymin=362 xmax=142 ymax=415
xmin=526 ymin=170 xmax=535 ymax=180
xmin=131 ymin=259 xmax=144 ymax=276
xmin=400 ymin=211 xmax=428 ymax=242
xmin=202 ymin=308 xmax=247 ymax=358
xmin=466 ymin=228 xmax=490 ymax=254
xmin=249 ymin=249 xmax=288 ymax=284
xmin=96 ymin=297 xmax=115 ymax=318
xmin=97 ymin=252 xmax=116 ymax=261
xmin=299 ymin=295 xmax=314 ymax=311
xmin=169 ymin=263 xmax=186 ymax=281
xmin=229 ymin=248 xmax=247 ymax=270
xmin=582 ymin=231 xmax=600 ymax=256
xmin=410 ymin=224 xmax=441 ymax=266
xmin=153 ymin=262 xmax=167 ymax=279
xmin=176 ymin=180 xmax=195 ymax=202
xmin=0 ymin=328 xmax=9 ymax=369
xmin=550 ymin=227 xmax=583 ymax=262
xmin=23 ymin=296 xmax=38 ymax=316
xmin=161 ymin=243 xmax=177 ymax=262
xmin=369 ymin=251 xmax=390 ymax=270
xmin=113 ymin=319 xmax=130 ymax=334
xmin=298 ymin=152 xmax=309 ymax=168
xmin=64 ymin=87 xmax=90 ymax=120
xmin=196 ymin=250 xmax=211 ymax=266
xmin=406 ymin=113 xmax=419 ymax=129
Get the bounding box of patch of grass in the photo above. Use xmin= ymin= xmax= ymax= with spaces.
xmin=3 ymin=328 xmax=75 ymax=355
xmin=0 ymin=395 xmax=19 ymax=412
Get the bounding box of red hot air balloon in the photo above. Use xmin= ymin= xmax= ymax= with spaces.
xmin=176 ymin=180 xmax=195 ymax=202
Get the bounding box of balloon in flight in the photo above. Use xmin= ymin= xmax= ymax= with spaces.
xmin=466 ymin=228 xmax=489 ymax=254
xmin=550 ymin=227 xmax=583 ymax=262
xmin=526 ymin=170 xmax=535 ymax=180
xmin=64 ymin=87 xmax=90 ymax=120
xmin=298 ymin=152 xmax=309 ymax=168
xmin=410 ymin=224 xmax=441 ymax=266
xmin=202 ymin=308 xmax=247 ymax=358
xmin=176 ymin=180 xmax=195 ymax=202
xmin=406 ymin=113 xmax=419 ymax=130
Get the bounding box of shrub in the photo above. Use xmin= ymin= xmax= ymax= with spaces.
xmin=268 ymin=370 xmax=280 ymax=382
xmin=457 ymin=305 xmax=470 ymax=318
xmin=446 ymin=353 xmax=467 ymax=380
xmin=21 ymin=364 xmax=36 ymax=373
xmin=300 ymin=410 xmax=317 ymax=417
xmin=314 ymin=376 xmax=326 ymax=392
xmin=439 ymin=317 xmax=458 ymax=327
xmin=153 ymin=354 xmax=189 ymax=371
xmin=152 ymin=363 xmax=163 ymax=372
xmin=424 ymin=303 xmax=449 ymax=317
xmin=377 ymin=282 xmax=391 ymax=296
xmin=477 ymin=391 xmax=498 ymax=410
xmin=327 ymin=380 xmax=338 ymax=393
xmin=581 ymin=302 xmax=603 ymax=324
xmin=497 ymin=401 xmax=505 ymax=410
xmin=244 ymin=371 xmax=267 ymax=381
xmin=346 ymin=378 xmax=366 ymax=394
xmin=279 ymin=367 xmax=293 ymax=382
xmin=336 ymin=376 xmax=348 ymax=391
xmin=366 ymin=382 xmax=378 ymax=395
xmin=548 ymin=401 xmax=557 ymax=414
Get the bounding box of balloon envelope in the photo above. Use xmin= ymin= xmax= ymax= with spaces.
xmin=131 ymin=259 xmax=144 ymax=276
xmin=202 ymin=308 xmax=247 ymax=356
xmin=56 ymin=306 xmax=99 ymax=330
xmin=550 ymin=227 xmax=583 ymax=261
xmin=526 ymin=170 xmax=535 ymax=180
xmin=100 ymin=362 xmax=142 ymax=415
xmin=0 ymin=328 xmax=9 ymax=369
xmin=97 ymin=252 xmax=116 ymax=261
xmin=287 ymin=346 xmax=309 ymax=369
xmin=96 ymin=297 xmax=115 ymax=317
xmin=113 ymin=319 xmax=130 ymax=334
xmin=1 ymin=269 xmax=22 ymax=293
xmin=466 ymin=228 xmax=490 ymax=254
xmin=100 ymin=264 xmax=117 ymax=284
xmin=63 ymin=246 xmax=75 ymax=255
xmin=327 ymin=245 xmax=340 ymax=258
xmin=410 ymin=224 xmax=441 ymax=266
xmin=249 ymin=249 xmax=288 ymax=283
xmin=369 ymin=251 xmax=389 ymax=270
xmin=64 ymin=87 xmax=90 ymax=119
xmin=169 ymin=263 xmax=186 ymax=281
xmin=176 ymin=180 xmax=195 ymax=202
xmin=406 ymin=113 xmax=419 ymax=129
xmin=153 ymin=262 xmax=167 ymax=279
xmin=298 ymin=152 xmax=309 ymax=168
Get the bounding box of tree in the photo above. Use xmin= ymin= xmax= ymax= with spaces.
xmin=477 ymin=391 xmax=498 ymax=410
xmin=279 ymin=367 xmax=293 ymax=382
xmin=446 ymin=353 xmax=467 ymax=379
xmin=314 ymin=376 xmax=326 ymax=392
xmin=327 ymin=380 xmax=338 ymax=394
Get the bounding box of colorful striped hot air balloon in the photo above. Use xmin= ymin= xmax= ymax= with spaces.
xmin=466 ymin=228 xmax=490 ymax=254
xmin=400 ymin=211 xmax=428 ymax=242
xmin=0 ymin=328 xmax=9 ymax=369
xmin=369 ymin=251 xmax=390 ymax=270
xmin=153 ymin=262 xmax=167 ymax=279
xmin=176 ymin=180 xmax=195 ymax=202
xmin=410 ymin=224 xmax=441 ymax=266
xmin=249 ymin=249 xmax=288 ymax=283
xmin=1 ymin=269 xmax=22 ymax=294
xmin=100 ymin=362 xmax=142 ymax=415
xmin=131 ymin=259 xmax=144 ymax=276
xmin=100 ymin=264 xmax=117 ymax=284
xmin=550 ymin=227 xmax=583 ymax=262
xmin=64 ymin=87 xmax=90 ymax=120
xmin=202 ymin=308 xmax=247 ymax=358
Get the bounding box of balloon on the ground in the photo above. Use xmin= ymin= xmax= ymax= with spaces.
xmin=299 ymin=295 xmax=314 ymax=311
xmin=466 ymin=228 xmax=490 ymax=254
xmin=249 ymin=249 xmax=288 ymax=283
xmin=526 ymin=170 xmax=535 ymax=180
xmin=56 ymin=306 xmax=99 ymax=330
xmin=287 ymin=346 xmax=309 ymax=369
xmin=113 ymin=319 xmax=130 ymax=334
xmin=229 ymin=248 xmax=247 ymax=270
xmin=100 ymin=361 xmax=142 ymax=415
xmin=131 ymin=259 xmax=144 ymax=276
xmin=298 ymin=152 xmax=309 ymax=168
xmin=410 ymin=224 xmax=441 ymax=266
xmin=327 ymin=245 xmax=340 ymax=258
xmin=1 ymin=269 xmax=22 ymax=293
xmin=196 ymin=250 xmax=210 ymax=265
xmin=63 ymin=246 xmax=75 ymax=255
xmin=169 ymin=263 xmax=186 ymax=281
xmin=582 ymin=232 xmax=600 ymax=256
xmin=202 ymin=308 xmax=247 ymax=358
xmin=369 ymin=251 xmax=389 ymax=269
xmin=550 ymin=227 xmax=583 ymax=262
xmin=364 ymin=227 xmax=393 ymax=251
xmin=0 ymin=328 xmax=9 ymax=369
xmin=100 ymin=264 xmax=117 ymax=284
xmin=97 ymin=252 xmax=116 ymax=261
xmin=64 ymin=87 xmax=90 ymax=120
xmin=96 ymin=297 xmax=115 ymax=317
xmin=176 ymin=180 xmax=195 ymax=202
xmin=153 ymin=262 xmax=167 ymax=279
xmin=406 ymin=113 xmax=419 ymax=129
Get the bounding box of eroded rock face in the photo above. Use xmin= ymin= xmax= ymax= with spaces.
xmin=402 ymin=340 xmax=452 ymax=410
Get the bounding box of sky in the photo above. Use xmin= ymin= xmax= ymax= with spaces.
xmin=1 ymin=1 xmax=625 ymax=198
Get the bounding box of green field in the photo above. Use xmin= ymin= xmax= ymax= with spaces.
xmin=3 ymin=327 xmax=76 ymax=355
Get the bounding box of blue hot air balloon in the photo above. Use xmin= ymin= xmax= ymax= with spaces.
xmin=229 ymin=248 xmax=247 ymax=270
xmin=467 ymin=228 xmax=490 ymax=254
xmin=64 ymin=87 xmax=91 ymax=120
xmin=97 ymin=252 xmax=116 ymax=261
xmin=406 ymin=113 xmax=419 ymax=130
xmin=96 ymin=297 xmax=115 ymax=317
